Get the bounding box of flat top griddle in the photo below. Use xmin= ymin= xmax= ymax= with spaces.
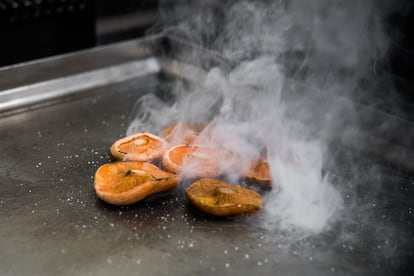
xmin=0 ymin=36 xmax=413 ymax=276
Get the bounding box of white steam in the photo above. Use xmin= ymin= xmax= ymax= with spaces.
xmin=128 ymin=0 xmax=396 ymax=234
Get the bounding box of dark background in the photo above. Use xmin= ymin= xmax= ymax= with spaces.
xmin=0 ymin=0 xmax=412 ymax=75
xmin=0 ymin=0 xmax=158 ymax=66
xmin=0 ymin=0 xmax=413 ymax=119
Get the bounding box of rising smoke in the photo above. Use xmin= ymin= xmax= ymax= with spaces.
xmin=127 ymin=0 xmax=403 ymax=235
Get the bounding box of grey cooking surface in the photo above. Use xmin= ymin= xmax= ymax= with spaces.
xmin=0 ymin=38 xmax=413 ymax=275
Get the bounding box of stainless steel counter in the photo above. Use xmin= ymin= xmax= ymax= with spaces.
xmin=0 ymin=36 xmax=413 ymax=275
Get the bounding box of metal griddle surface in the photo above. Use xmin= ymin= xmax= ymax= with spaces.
xmin=0 ymin=56 xmax=413 ymax=275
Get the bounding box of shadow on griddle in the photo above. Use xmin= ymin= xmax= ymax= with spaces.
xmin=183 ymin=201 xmax=260 ymax=224
xmin=94 ymin=190 xmax=179 ymax=210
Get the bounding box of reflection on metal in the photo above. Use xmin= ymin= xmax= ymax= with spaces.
xmin=0 ymin=58 xmax=160 ymax=113
xmin=159 ymin=58 xmax=207 ymax=83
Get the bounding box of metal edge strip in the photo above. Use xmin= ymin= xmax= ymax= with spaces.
xmin=0 ymin=57 xmax=160 ymax=113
